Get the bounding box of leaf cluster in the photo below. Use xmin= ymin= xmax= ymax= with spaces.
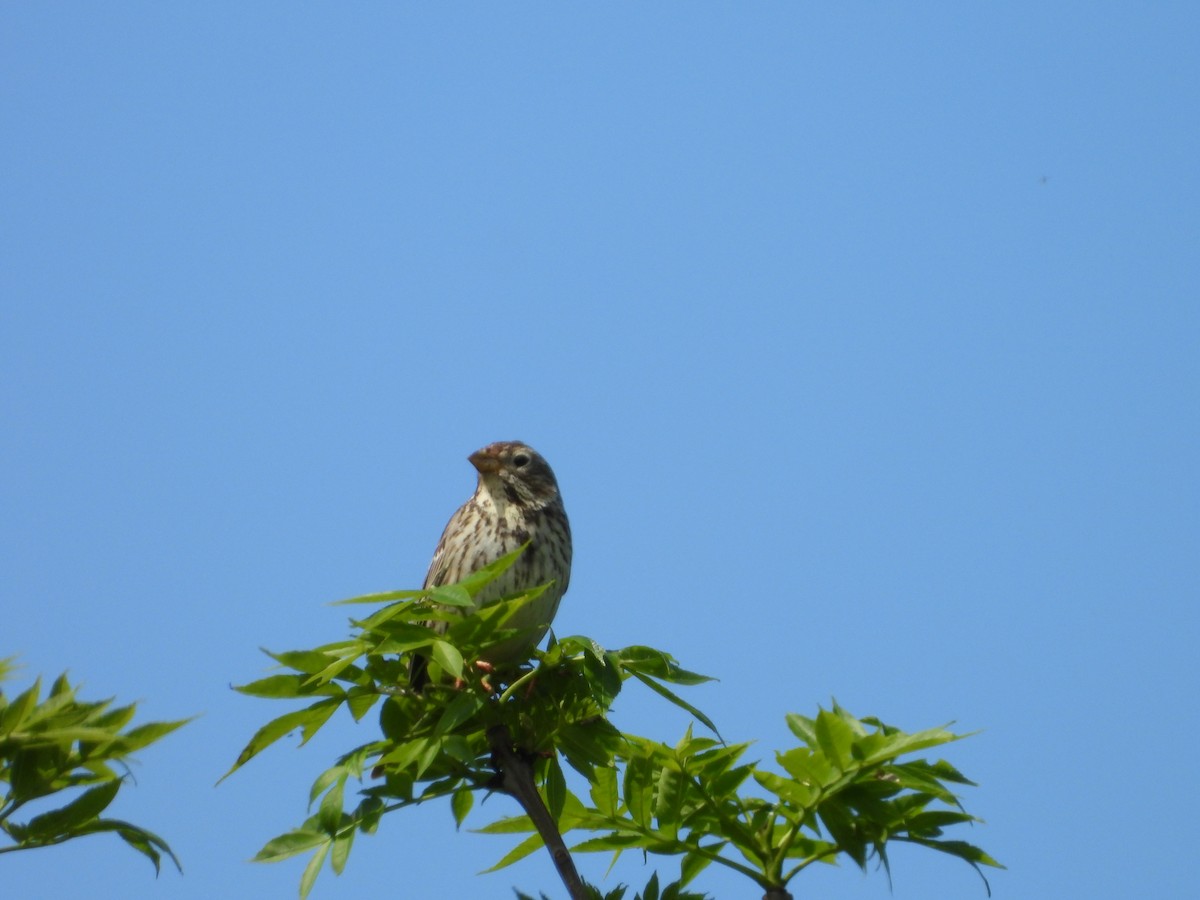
xmin=225 ymin=548 xmax=1001 ymax=898
xmin=516 ymin=869 xmax=711 ymax=900
xmin=489 ymin=705 xmax=1002 ymax=896
xmin=224 ymin=547 xmax=713 ymax=897
xmin=0 ymin=658 xmax=189 ymax=872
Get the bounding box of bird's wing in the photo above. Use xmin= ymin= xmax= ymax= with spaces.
xmin=422 ymin=499 xmax=474 ymax=589
xmin=409 ymin=499 xmax=474 ymax=690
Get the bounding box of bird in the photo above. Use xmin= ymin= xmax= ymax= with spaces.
xmin=408 ymin=441 xmax=572 ymax=692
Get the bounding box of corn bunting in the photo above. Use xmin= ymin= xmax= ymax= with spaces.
xmin=409 ymin=441 xmax=572 ymax=690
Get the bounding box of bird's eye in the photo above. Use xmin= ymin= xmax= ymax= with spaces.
xmin=512 ymin=453 xmax=531 ymax=468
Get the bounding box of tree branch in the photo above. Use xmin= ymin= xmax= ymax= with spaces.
xmin=487 ymin=724 xmax=587 ymax=900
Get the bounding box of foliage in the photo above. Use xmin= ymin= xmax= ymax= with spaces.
xmin=488 ymin=708 xmax=1001 ymax=896
xmin=0 ymin=657 xmax=189 ymax=873
xmin=226 ymin=547 xmax=1001 ymax=898
xmin=516 ymin=869 xmax=711 ymax=900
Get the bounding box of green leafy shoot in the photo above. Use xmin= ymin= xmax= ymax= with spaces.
xmin=506 ymin=702 xmax=1002 ymax=897
xmin=225 ymin=549 xmax=722 ymax=898
xmin=226 ymin=552 xmax=997 ymax=898
xmin=0 ymin=663 xmax=190 ymax=873
xmin=516 ymin=870 xmax=713 ymax=900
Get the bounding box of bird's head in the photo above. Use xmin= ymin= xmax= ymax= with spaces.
xmin=469 ymin=441 xmax=561 ymax=510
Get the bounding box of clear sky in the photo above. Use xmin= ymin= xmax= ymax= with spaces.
xmin=3 ymin=4 xmax=1197 ymax=899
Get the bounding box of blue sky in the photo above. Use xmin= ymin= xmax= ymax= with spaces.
xmin=3 ymin=4 xmax=1197 ymax=899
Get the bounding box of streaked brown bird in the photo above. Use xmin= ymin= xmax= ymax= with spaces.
xmin=408 ymin=441 xmax=572 ymax=691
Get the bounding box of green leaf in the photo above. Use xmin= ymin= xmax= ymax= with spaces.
xmin=858 ymin=725 xmax=967 ymax=766
xmin=653 ymin=764 xmax=684 ymax=839
xmin=570 ymin=833 xmax=647 ymax=853
xmin=24 ymin=779 xmax=121 ymax=839
xmin=305 ymin=650 xmax=368 ymax=688
xmin=542 ymin=755 xmax=567 ymax=823
xmin=429 ymin=584 xmax=475 ymax=608
xmin=120 ymin=718 xmax=193 ymax=753
xmin=557 ymin=719 xmax=623 ymax=777
xmin=581 ymin=645 xmax=624 ymax=708
xmin=481 ymin=830 xmax=545 ymax=872
xmin=299 ymin=839 xmax=331 ymax=900
xmin=353 ymin=601 xmax=428 ymax=633
xmin=430 ymin=641 xmax=464 ymax=681
xmin=0 ymin=677 xmax=43 ymax=735
xmin=10 ymin=745 xmax=63 ymax=802
xmin=456 ymin=542 xmax=530 ymax=596
xmin=623 ymin=754 xmax=655 ymax=829
xmin=889 ymin=760 xmax=967 ymax=805
xmin=753 ymin=769 xmax=816 ymax=809
xmin=330 ymin=824 xmax=354 ymax=875
xmin=474 ymin=813 xmax=536 ymax=835
xmin=221 ymin=698 xmax=341 ymax=780
xmin=414 ymin=735 xmax=444 ymax=778
xmin=332 ymin=588 xmax=427 ymax=606
xmin=451 ymin=786 xmax=474 ymax=829
xmin=93 ymin=702 xmax=138 ymax=733
xmin=708 ymin=762 xmax=755 ymax=798
xmin=813 ymin=707 xmax=855 ymax=771
xmin=785 ymin=712 xmax=816 ymax=745
xmin=254 ymin=826 xmax=329 ymax=863
xmin=317 ymin=776 xmax=346 ymax=834
xmin=308 ymin=765 xmax=345 ymax=806
xmin=776 ymin=746 xmax=835 ymax=787
xmin=262 ymin=648 xmax=338 ymax=675
xmin=434 ymin=690 xmax=484 ymax=736
xmin=23 ymin=725 xmax=130 ymax=746
xmin=905 ymin=835 xmax=1004 ymax=867
xmin=903 ymin=809 xmax=978 ymax=837
xmin=373 ymin=736 xmax=432 ymax=775
xmin=590 ymin=765 xmax=619 ymax=817
xmin=345 ymin=688 xmax=379 ymax=722
xmin=680 ymin=844 xmax=721 ymax=886
xmin=619 ymin=647 xmax=714 ymax=685
xmin=627 ymin=671 xmax=719 ymax=737
xmin=355 ymin=796 xmax=385 ymax=835
xmin=75 ymin=819 xmax=182 ymax=875
xmin=902 ymin=836 xmax=1005 ymax=895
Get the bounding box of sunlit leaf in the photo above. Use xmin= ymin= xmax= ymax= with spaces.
xmin=627 ymin=671 xmax=719 ymax=737
xmin=480 ymin=830 xmax=545 ymax=872
xmin=813 ymin=708 xmax=855 ymax=771
xmin=24 ymin=780 xmax=120 ymax=838
xmin=590 ymin=765 xmax=619 ymax=817
xmin=254 ymin=825 xmax=328 ymax=862
xmin=299 ymin=839 xmax=330 ymax=900
xmin=221 ymin=698 xmax=341 ymax=780
xmin=618 ymin=647 xmax=714 ymax=685
xmin=120 ymin=718 xmax=193 ymax=752
xmin=451 ymin=786 xmax=474 ymax=829
xmin=234 ymin=674 xmax=338 ymax=699
xmin=0 ymin=677 xmax=43 ymax=734
xmin=542 ymin=755 xmax=567 ymax=823
xmin=317 ymin=776 xmax=346 ymax=834
xmin=332 ymin=588 xmax=427 ymax=606
xmin=433 ymin=690 xmax=484 ymax=736
xmin=330 ymin=824 xmax=354 ymax=875
xmin=75 ymin=819 xmax=181 ymax=875
xmin=430 ymin=640 xmax=464 ymax=681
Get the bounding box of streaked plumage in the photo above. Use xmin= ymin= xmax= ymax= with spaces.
xmin=409 ymin=441 xmax=571 ymax=690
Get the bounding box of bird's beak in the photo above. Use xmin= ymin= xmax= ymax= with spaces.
xmin=469 ymin=449 xmax=503 ymax=474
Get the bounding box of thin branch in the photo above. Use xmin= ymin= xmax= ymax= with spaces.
xmin=486 ymin=724 xmax=587 ymax=900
